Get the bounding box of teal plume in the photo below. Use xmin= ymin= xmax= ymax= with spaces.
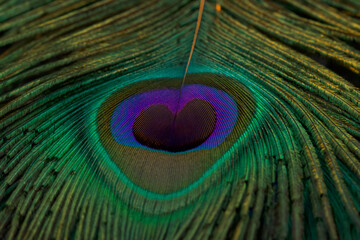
xmin=0 ymin=0 xmax=360 ymax=239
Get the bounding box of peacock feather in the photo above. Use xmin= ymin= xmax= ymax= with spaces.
xmin=0 ymin=0 xmax=360 ymax=239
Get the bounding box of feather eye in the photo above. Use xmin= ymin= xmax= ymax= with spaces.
xmin=1 ymin=0 xmax=360 ymax=239
xmin=94 ymin=72 xmax=255 ymax=195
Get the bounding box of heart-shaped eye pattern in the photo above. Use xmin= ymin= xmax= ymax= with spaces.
xmin=132 ymin=98 xmax=216 ymax=152
xmin=97 ymin=73 xmax=256 ymax=194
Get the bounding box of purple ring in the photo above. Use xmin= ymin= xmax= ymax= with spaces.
xmin=110 ymin=84 xmax=238 ymax=152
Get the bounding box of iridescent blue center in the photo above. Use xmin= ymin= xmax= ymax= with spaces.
xmin=110 ymin=84 xmax=238 ymax=152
